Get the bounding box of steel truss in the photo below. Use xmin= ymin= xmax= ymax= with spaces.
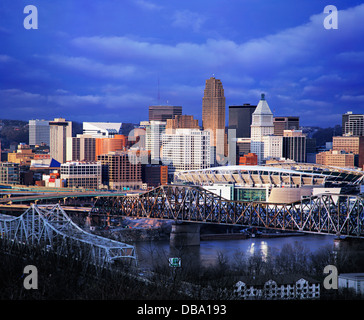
xmin=91 ymin=185 xmax=364 ymax=238
xmin=0 ymin=204 xmax=136 ymax=265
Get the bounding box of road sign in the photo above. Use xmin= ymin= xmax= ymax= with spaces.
xmin=169 ymin=257 xmax=181 ymax=268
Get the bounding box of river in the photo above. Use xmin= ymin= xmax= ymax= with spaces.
xmin=134 ymin=234 xmax=336 ymax=269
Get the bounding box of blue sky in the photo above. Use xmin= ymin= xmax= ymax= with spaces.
xmin=0 ymin=0 xmax=364 ymax=127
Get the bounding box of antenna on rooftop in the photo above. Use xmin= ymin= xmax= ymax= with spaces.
xmin=157 ymin=73 xmax=160 ymax=104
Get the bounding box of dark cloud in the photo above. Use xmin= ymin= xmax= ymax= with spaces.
xmin=0 ymin=1 xmax=363 ymax=127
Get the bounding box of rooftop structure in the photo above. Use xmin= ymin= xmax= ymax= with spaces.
xmin=174 ymin=165 xmax=327 ymax=187
xmin=83 ymin=122 xmax=122 ymax=138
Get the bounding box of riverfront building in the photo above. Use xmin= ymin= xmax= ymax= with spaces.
xmin=234 ymin=275 xmax=320 ymax=300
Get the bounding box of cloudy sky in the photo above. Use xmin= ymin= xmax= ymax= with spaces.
xmin=1 ymin=0 xmax=364 ymax=127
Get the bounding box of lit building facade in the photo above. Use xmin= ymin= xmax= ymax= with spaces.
xmin=162 ymin=129 xmax=211 ymax=175
xmin=60 ymin=161 xmax=102 ymax=189
xmin=316 ymin=150 xmax=355 ymax=168
xmin=332 ymin=136 xmax=364 ymax=168
xmin=83 ymin=122 xmax=122 ymax=138
xmin=97 ymin=151 xmax=142 ymax=190
xmin=282 ymin=130 xmax=306 ymax=163
xmin=250 ymin=94 xmax=274 ymax=164
xmin=263 ymin=135 xmax=283 ymax=160
xmin=234 ymin=275 xmax=320 ymax=300
xmin=66 ymin=134 xmax=96 ymax=162
xmin=49 ymin=118 xmax=72 ymax=164
xmin=0 ymin=162 xmax=20 ymax=185
xmin=202 ymin=77 xmax=226 ymax=149
xmin=29 ymin=119 xmax=50 ymax=146
xmin=273 ymin=116 xmax=300 ymax=136
xmin=141 ymin=120 xmax=166 ymax=163
xmin=342 ymin=112 xmax=364 ymax=136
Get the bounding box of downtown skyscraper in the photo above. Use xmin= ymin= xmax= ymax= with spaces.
xmin=250 ymin=94 xmax=274 ymax=164
xmin=202 ymin=77 xmax=226 ymax=152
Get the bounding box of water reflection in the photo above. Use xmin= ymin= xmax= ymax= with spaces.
xmin=261 ymin=241 xmax=268 ymax=262
xmin=135 ymin=234 xmax=335 ymax=270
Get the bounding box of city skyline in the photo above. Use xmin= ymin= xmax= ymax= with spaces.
xmin=1 ymin=1 xmax=364 ymax=127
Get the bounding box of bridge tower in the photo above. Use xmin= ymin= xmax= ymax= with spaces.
xmin=170 ymin=222 xmax=200 ymax=247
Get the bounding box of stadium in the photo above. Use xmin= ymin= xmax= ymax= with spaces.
xmin=174 ymin=164 xmax=364 ymax=203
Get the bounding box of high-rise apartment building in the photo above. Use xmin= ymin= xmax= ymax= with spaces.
xmin=202 ymin=77 xmax=226 ymax=149
xmin=29 ymin=119 xmax=50 ymax=146
xmin=161 ymin=129 xmax=211 ymax=176
xmin=49 ymin=118 xmax=72 ymax=164
xmin=66 ymin=134 xmax=96 ymax=162
xmin=250 ymin=94 xmax=274 ymax=164
xmin=342 ymin=112 xmax=364 ymax=136
xmin=282 ymin=130 xmax=306 ymax=163
xmin=229 ymin=104 xmax=257 ymax=138
xmin=149 ymin=105 xmax=182 ymax=121
xmin=83 ymin=122 xmax=122 ymax=138
xmin=273 ymin=117 xmax=300 ymax=136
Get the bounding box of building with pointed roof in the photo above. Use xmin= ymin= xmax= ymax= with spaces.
xmin=250 ymin=94 xmax=274 ymax=164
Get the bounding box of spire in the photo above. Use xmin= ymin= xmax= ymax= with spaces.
xmin=261 ymin=93 xmax=265 ymax=100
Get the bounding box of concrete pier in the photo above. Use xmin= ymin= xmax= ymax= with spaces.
xmin=170 ymin=222 xmax=200 ymax=247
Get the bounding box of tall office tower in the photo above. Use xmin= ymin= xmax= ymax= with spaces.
xmin=228 ymin=104 xmax=257 ymax=138
xmin=83 ymin=122 xmax=122 ymax=138
xmin=66 ymin=134 xmax=96 ymax=162
xmin=29 ymin=119 xmax=50 ymax=146
xmin=282 ymin=130 xmax=307 ymax=163
xmin=165 ymin=115 xmax=200 ymax=133
xmin=162 ymin=129 xmax=211 ymax=177
xmin=273 ymin=116 xmax=300 ymax=136
xmin=250 ymin=94 xmax=274 ymax=164
xmin=149 ymin=105 xmax=182 ymax=121
xmin=342 ymin=112 xmax=364 ymax=136
xmin=202 ymin=77 xmax=226 ymax=149
xmin=140 ymin=120 xmax=166 ymax=163
xmin=49 ymin=118 xmax=72 ymax=164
